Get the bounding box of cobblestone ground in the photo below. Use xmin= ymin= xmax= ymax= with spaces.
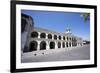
xmin=21 ymin=44 xmax=90 ymax=63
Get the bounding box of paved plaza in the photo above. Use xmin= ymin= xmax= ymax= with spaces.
xmin=21 ymin=44 xmax=90 ymax=63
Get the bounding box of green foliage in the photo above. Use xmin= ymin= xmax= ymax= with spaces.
xmin=81 ymin=13 xmax=90 ymax=22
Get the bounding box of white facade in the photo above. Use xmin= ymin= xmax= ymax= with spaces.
xmin=21 ymin=13 xmax=83 ymax=56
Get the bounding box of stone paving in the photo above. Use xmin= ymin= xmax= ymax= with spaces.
xmin=21 ymin=44 xmax=90 ymax=63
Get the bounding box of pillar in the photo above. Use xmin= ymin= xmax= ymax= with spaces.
xmin=46 ymin=33 xmax=48 ymax=39
xmin=37 ymin=41 xmax=40 ymax=51
xmin=68 ymin=42 xmax=69 ymax=47
xmin=46 ymin=41 xmax=49 ymax=50
xmin=55 ymin=41 xmax=58 ymax=49
xmin=38 ymin=32 xmax=40 ymax=39
xmin=52 ymin=34 xmax=54 ymax=40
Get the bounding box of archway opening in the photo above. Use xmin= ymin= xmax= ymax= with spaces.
xmin=72 ymin=42 xmax=74 ymax=47
xmin=31 ymin=31 xmax=38 ymax=38
xmin=40 ymin=33 xmax=46 ymax=38
xmin=63 ymin=36 xmax=65 ymax=40
xmin=48 ymin=34 xmax=52 ymax=39
xmin=67 ymin=37 xmax=69 ymax=41
xmin=69 ymin=42 xmax=71 ymax=47
xmin=59 ymin=36 xmax=61 ymax=40
xmin=69 ymin=37 xmax=71 ymax=41
xmin=40 ymin=41 xmax=46 ymax=50
xmin=63 ymin=42 xmax=65 ymax=48
xmin=58 ymin=42 xmax=61 ymax=48
xmin=66 ymin=42 xmax=68 ymax=47
xmin=54 ymin=35 xmax=57 ymax=40
xmin=29 ymin=41 xmax=37 ymax=51
xmin=50 ymin=42 xmax=55 ymax=49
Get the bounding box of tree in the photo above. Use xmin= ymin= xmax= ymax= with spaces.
xmin=81 ymin=13 xmax=90 ymax=22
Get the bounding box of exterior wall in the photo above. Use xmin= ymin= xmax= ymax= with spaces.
xmin=26 ymin=27 xmax=83 ymax=54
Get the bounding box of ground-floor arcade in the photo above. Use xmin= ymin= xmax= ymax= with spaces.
xmin=25 ymin=39 xmax=82 ymax=52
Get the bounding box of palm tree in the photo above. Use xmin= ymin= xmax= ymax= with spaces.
xmin=81 ymin=13 xmax=90 ymax=22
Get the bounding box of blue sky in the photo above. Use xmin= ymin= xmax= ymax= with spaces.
xmin=21 ymin=10 xmax=90 ymax=41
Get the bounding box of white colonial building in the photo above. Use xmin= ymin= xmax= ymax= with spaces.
xmin=21 ymin=13 xmax=83 ymax=56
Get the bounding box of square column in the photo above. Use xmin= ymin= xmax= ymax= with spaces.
xmin=55 ymin=41 xmax=58 ymax=49
xmin=46 ymin=33 xmax=48 ymax=39
xmin=46 ymin=41 xmax=49 ymax=50
xmin=52 ymin=34 xmax=54 ymax=40
xmin=37 ymin=41 xmax=40 ymax=51
xmin=38 ymin=32 xmax=40 ymax=38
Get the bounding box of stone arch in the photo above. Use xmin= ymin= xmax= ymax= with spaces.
xmin=69 ymin=42 xmax=71 ymax=47
xmin=40 ymin=41 xmax=46 ymax=50
xmin=63 ymin=36 xmax=65 ymax=40
xmin=67 ymin=37 xmax=69 ymax=40
xmin=54 ymin=35 xmax=57 ymax=40
xmin=59 ymin=36 xmax=61 ymax=40
xmin=31 ymin=31 xmax=38 ymax=38
xmin=72 ymin=42 xmax=74 ymax=46
xmin=62 ymin=42 xmax=65 ymax=48
xmin=29 ymin=41 xmax=37 ymax=51
xmin=58 ymin=42 xmax=61 ymax=48
xmin=69 ymin=37 xmax=71 ymax=41
xmin=40 ymin=33 xmax=46 ymax=38
xmin=48 ymin=34 xmax=52 ymax=39
xmin=49 ymin=41 xmax=55 ymax=49
xmin=66 ymin=42 xmax=68 ymax=47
